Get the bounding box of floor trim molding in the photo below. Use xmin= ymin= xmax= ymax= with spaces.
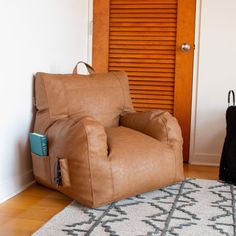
xmin=189 ymin=153 xmax=220 ymax=166
xmin=0 ymin=169 xmax=35 ymax=204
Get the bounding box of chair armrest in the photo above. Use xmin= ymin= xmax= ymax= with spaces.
xmin=46 ymin=116 xmax=108 ymax=161
xmin=120 ymin=110 xmax=183 ymax=148
xmin=120 ymin=110 xmax=184 ymax=181
xmin=46 ymin=116 xmax=111 ymax=207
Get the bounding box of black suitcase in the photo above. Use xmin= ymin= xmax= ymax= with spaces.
xmin=219 ymin=90 xmax=236 ymax=184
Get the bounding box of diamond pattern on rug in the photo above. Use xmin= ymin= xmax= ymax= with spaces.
xmin=33 ymin=179 xmax=236 ymax=236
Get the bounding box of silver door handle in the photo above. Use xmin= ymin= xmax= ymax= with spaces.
xmin=181 ymin=43 xmax=191 ymax=52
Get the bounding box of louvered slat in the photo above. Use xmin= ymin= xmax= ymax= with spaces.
xmin=108 ymin=0 xmax=177 ymax=112
xmin=130 ymin=90 xmax=173 ymax=95
xmin=110 ymin=63 xmax=175 ymax=70
xmin=111 ymin=14 xmax=177 ymax=19
xmin=129 ymin=76 xmax=174 ymax=82
xmin=110 ymin=31 xmax=176 ymax=36
xmin=110 ymin=58 xmax=175 ymax=64
xmin=110 ymin=5 xmax=177 ymax=9
xmin=111 ymin=9 xmax=176 ymax=14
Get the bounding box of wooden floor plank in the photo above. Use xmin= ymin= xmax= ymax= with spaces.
xmin=0 ymin=164 xmax=219 ymax=235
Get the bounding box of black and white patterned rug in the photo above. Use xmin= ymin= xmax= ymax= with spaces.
xmin=33 ymin=179 xmax=236 ymax=236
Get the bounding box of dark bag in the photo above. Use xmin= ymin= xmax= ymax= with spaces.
xmin=219 ymin=90 xmax=236 ymax=183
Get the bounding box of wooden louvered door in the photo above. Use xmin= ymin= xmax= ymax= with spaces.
xmin=93 ymin=0 xmax=196 ymax=162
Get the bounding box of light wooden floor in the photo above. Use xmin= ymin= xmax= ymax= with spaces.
xmin=0 ymin=164 xmax=219 ymax=236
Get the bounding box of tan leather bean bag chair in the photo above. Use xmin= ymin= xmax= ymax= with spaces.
xmin=32 ymin=62 xmax=184 ymax=208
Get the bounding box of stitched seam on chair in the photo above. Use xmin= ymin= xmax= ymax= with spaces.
xmin=82 ymin=122 xmax=95 ymax=206
xmin=171 ymin=146 xmax=177 ymax=182
xmin=61 ymin=79 xmax=70 ymax=117
xmin=42 ymin=77 xmax=52 ymax=119
xmin=67 ymin=85 xmax=119 ymax=90
xmin=112 ymin=72 xmax=126 ymax=110
xmin=109 ymin=158 xmax=115 ymax=201
xmin=106 ymin=136 xmax=115 ymax=200
xmin=160 ymin=116 xmax=169 ymax=144
xmin=42 ymin=77 xmax=53 ymax=185
xmin=161 ymin=116 xmax=177 ymax=182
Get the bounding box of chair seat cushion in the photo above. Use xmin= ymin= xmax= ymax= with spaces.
xmin=105 ymin=126 xmax=177 ymax=200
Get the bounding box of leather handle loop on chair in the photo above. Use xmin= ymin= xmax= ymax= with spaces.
xmin=73 ymin=61 xmax=95 ymax=75
xmin=228 ymin=90 xmax=235 ymax=106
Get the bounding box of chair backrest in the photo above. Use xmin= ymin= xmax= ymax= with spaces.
xmin=34 ymin=70 xmax=134 ymax=132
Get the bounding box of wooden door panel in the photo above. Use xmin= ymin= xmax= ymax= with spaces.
xmin=109 ymin=0 xmax=177 ymax=116
xmin=93 ymin=0 xmax=196 ymax=161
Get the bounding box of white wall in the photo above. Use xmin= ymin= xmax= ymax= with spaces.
xmin=190 ymin=0 xmax=236 ymax=165
xmin=1 ymin=0 xmax=235 ymax=203
xmin=0 ymin=0 xmax=92 ymax=203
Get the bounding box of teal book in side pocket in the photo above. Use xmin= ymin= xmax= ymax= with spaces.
xmin=29 ymin=133 xmax=48 ymax=156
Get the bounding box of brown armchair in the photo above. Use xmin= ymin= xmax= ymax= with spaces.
xmin=32 ymin=65 xmax=184 ymax=208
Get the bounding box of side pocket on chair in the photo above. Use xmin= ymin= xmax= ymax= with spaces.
xmin=31 ymin=153 xmax=51 ymax=185
xmin=60 ymin=158 xmax=71 ymax=187
xmin=54 ymin=158 xmax=71 ymax=188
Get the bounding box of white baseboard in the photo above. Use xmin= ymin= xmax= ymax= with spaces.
xmin=0 ymin=169 xmax=35 ymax=204
xmin=189 ymin=153 xmax=221 ymax=166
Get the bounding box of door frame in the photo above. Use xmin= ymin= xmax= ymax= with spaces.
xmin=87 ymin=0 xmax=94 ymax=65
xmin=189 ymin=0 xmax=204 ymax=164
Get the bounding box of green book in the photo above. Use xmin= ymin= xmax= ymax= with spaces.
xmin=29 ymin=133 xmax=48 ymax=156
